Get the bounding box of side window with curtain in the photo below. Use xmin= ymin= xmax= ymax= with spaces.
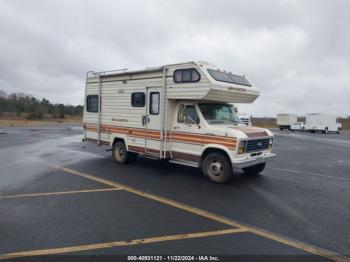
xmin=131 ymin=92 xmax=145 ymax=107
xmin=149 ymin=92 xmax=160 ymax=115
xmin=173 ymin=68 xmax=201 ymax=83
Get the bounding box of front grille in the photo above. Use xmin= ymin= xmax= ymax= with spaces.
xmin=246 ymin=138 xmax=270 ymax=152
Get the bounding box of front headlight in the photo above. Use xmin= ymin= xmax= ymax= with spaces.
xmin=238 ymin=140 xmax=247 ymax=154
xmin=268 ymin=138 xmax=273 ymax=149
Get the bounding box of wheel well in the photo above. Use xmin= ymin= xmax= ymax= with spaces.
xmin=200 ymin=148 xmax=232 ymax=167
xmin=112 ymin=137 xmax=125 ymax=147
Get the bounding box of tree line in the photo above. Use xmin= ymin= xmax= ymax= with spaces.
xmin=0 ymin=90 xmax=83 ymax=119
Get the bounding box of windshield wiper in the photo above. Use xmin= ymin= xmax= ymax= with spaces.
xmin=208 ymin=120 xmax=239 ymax=124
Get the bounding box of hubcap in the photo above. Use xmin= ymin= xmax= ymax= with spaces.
xmin=208 ymin=159 xmax=223 ymax=176
xmin=115 ymin=144 xmax=125 ymax=160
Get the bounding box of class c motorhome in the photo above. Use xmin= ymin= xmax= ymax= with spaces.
xmin=83 ymin=61 xmax=275 ymax=183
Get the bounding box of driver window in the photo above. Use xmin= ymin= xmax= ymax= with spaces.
xmin=177 ymin=104 xmax=200 ymax=124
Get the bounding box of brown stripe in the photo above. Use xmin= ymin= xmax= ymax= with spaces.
xmin=128 ymin=145 xmax=200 ymax=163
xmin=84 ymin=138 xmax=110 ymax=146
xmin=84 ymin=123 xmax=237 ymax=149
xmin=84 ymin=123 xmax=237 ymax=141
xmin=171 ymin=151 xmax=200 ymax=163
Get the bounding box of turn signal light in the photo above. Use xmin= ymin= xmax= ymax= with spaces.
xmin=238 ymin=140 xmax=246 ymax=154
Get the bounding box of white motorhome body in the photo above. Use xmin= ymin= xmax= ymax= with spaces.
xmin=305 ymin=114 xmax=341 ymax=133
xmin=276 ymin=114 xmax=298 ymax=130
xmin=83 ymin=61 xmax=275 ymax=183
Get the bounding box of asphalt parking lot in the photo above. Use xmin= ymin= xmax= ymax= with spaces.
xmin=0 ymin=124 xmax=349 ymax=261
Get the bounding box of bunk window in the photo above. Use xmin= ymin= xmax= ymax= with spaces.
xmin=86 ymin=95 xmax=99 ymax=113
xmin=150 ymin=92 xmax=160 ymax=115
xmin=131 ymin=92 xmax=145 ymax=107
xmin=207 ymin=69 xmax=252 ymax=87
xmin=173 ymin=68 xmax=201 ymax=83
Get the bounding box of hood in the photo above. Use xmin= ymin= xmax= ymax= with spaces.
xmin=226 ymin=125 xmax=273 ymax=139
xmin=203 ymin=123 xmax=273 ymax=140
xmin=220 ymin=125 xmax=273 ymax=138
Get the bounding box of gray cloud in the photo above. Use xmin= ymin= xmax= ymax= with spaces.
xmin=0 ymin=0 xmax=349 ymax=116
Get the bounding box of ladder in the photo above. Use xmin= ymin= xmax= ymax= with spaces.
xmin=160 ymin=67 xmax=168 ymax=159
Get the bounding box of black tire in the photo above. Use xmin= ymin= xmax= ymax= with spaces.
xmin=202 ymin=152 xmax=233 ymax=183
xmin=112 ymin=141 xmax=138 ymax=164
xmin=337 ymin=128 xmax=341 ymax=134
xmin=243 ymin=163 xmax=266 ymax=176
xmin=302 ymin=127 xmax=305 ymax=132
xmin=279 ymin=127 xmax=283 ymax=131
xmin=323 ymin=127 xmax=328 ymax=134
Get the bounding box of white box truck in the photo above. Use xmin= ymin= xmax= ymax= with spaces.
xmin=276 ymin=114 xmax=298 ymax=130
xmin=305 ymin=113 xmax=342 ymax=134
xmin=83 ymin=61 xmax=275 ymax=183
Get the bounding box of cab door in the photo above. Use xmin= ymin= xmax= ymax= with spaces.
xmin=144 ymin=87 xmax=162 ymax=156
xmin=170 ymin=103 xmax=203 ymax=163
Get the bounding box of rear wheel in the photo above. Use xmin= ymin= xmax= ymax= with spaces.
xmin=112 ymin=141 xmax=138 ymax=164
xmin=243 ymin=163 xmax=266 ymax=176
xmin=202 ymin=152 xmax=233 ymax=183
xmin=323 ymin=127 xmax=328 ymax=134
xmin=337 ymin=128 xmax=341 ymax=134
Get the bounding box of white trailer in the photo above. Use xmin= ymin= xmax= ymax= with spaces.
xmin=305 ymin=113 xmax=341 ymax=134
xmin=83 ymin=61 xmax=275 ymax=183
xmin=276 ymin=114 xmax=298 ymax=130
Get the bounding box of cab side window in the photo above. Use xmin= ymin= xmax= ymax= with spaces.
xmin=177 ymin=104 xmax=200 ymax=124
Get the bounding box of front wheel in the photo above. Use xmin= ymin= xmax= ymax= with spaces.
xmin=337 ymin=128 xmax=341 ymax=134
xmin=243 ymin=163 xmax=266 ymax=176
xmin=112 ymin=141 xmax=138 ymax=164
xmin=323 ymin=127 xmax=328 ymax=134
xmin=202 ymin=152 xmax=233 ymax=183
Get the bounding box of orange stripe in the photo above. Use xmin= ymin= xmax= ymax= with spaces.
xmin=170 ymin=134 xmax=235 ymax=144
xmin=84 ymin=123 xmax=237 ymax=149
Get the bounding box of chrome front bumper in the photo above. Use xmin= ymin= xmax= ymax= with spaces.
xmin=232 ymin=152 xmax=276 ymax=169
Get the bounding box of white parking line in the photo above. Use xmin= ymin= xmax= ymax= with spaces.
xmin=267 ymin=167 xmax=350 ymax=181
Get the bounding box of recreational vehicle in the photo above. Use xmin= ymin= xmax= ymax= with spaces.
xmin=83 ymin=61 xmax=275 ymax=183
xmin=276 ymin=114 xmax=298 ymax=130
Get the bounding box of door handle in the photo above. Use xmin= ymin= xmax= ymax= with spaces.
xmin=173 ymin=126 xmax=180 ymax=129
xmin=141 ymin=116 xmax=146 ymax=126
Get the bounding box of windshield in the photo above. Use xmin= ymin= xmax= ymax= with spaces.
xmin=198 ymin=103 xmax=242 ymax=124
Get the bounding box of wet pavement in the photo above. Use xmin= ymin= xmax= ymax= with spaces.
xmin=0 ymin=124 xmax=349 ymax=261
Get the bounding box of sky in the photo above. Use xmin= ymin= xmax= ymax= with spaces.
xmin=0 ymin=0 xmax=349 ymax=117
